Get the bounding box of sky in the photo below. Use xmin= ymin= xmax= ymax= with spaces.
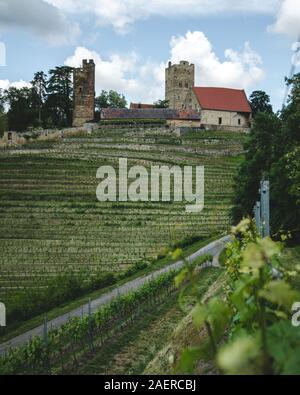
xmin=0 ymin=0 xmax=300 ymax=111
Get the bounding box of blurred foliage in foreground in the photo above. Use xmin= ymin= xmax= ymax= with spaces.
xmin=176 ymin=219 xmax=300 ymax=375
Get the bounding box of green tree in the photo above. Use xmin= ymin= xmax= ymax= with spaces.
xmin=233 ymin=74 xmax=300 ymax=238
xmin=95 ymin=90 xmax=127 ymax=111
xmin=249 ymin=90 xmax=273 ymax=117
xmin=0 ymin=89 xmax=7 ymax=135
xmin=31 ymin=71 xmax=47 ymax=126
xmin=46 ymin=66 xmax=73 ymax=127
xmin=4 ymin=87 xmax=37 ymax=132
xmin=153 ymin=99 xmax=169 ymax=108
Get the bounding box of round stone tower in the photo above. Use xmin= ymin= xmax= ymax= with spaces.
xmin=165 ymin=60 xmax=195 ymax=110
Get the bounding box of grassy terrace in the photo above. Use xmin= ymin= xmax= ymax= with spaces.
xmin=0 ymin=128 xmax=246 ymax=301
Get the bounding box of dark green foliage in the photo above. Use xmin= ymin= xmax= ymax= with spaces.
xmin=3 ymin=272 xmax=117 ymax=326
xmin=233 ymin=75 xmax=300 ymax=238
xmin=172 ymin=235 xmax=205 ymax=250
xmin=178 ymin=220 xmax=300 ymax=375
xmin=45 ymin=66 xmax=73 ymax=127
xmin=31 ymin=71 xmax=48 ymax=126
xmin=249 ymin=90 xmax=273 ymax=116
xmin=1 ymin=66 xmax=74 ymax=132
xmin=0 ymin=270 xmax=178 ymax=375
xmin=121 ymin=261 xmax=148 ymax=277
xmin=0 ymin=92 xmax=7 ymax=134
xmin=4 ymin=87 xmax=39 ymax=132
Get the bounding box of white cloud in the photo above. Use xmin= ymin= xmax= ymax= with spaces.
xmin=65 ymin=46 xmax=166 ymax=103
xmin=170 ymin=31 xmax=264 ymax=89
xmin=64 ymin=32 xmax=264 ymax=104
xmin=0 ymin=80 xmax=32 ymax=90
xmin=46 ymin=0 xmax=280 ymax=33
xmin=268 ymin=0 xmax=300 ymax=38
xmin=0 ymin=0 xmax=80 ymax=45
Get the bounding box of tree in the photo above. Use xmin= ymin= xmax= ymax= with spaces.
xmin=249 ymin=90 xmax=273 ymax=117
xmin=0 ymin=89 xmax=7 ymax=135
xmin=95 ymin=90 xmax=127 ymax=111
xmin=233 ymin=75 xmax=300 ymax=239
xmin=31 ymin=71 xmax=47 ymax=126
xmin=46 ymin=66 xmax=73 ymax=127
xmin=232 ymin=112 xmax=282 ymax=223
xmin=4 ymin=87 xmax=37 ymax=132
xmin=153 ymin=99 xmax=169 ymax=108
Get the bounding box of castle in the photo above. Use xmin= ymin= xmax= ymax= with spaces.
xmin=165 ymin=61 xmax=195 ymax=110
xmin=73 ymin=59 xmax=252 ymax=131
xmin=165 ymin=61 xmax=252 ymax=130
xmin=73 ymin=59 xmax=95 ymax=127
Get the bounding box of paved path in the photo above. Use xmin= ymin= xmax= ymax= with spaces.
xmin=0 ymin=235 xmax=231 ymax=356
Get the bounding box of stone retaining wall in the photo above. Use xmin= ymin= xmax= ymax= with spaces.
xmin=0 ymin=123 xmax=98 ymax=148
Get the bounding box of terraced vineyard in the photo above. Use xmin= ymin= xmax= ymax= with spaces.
xmin=0 ymin=127 xmax=246 ymax=299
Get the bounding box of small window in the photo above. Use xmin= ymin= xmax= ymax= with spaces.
xmin=185 ymin=83 xmax=188 ymax=88
xmin=8 ymin=132 xmax=12 ymax=141
xmin=238 ymin=119 xmax=241 ymax=125
xmin=179 ymin=82 xmax=182 ymax=88
xmin=218 ymin=117 xmax=222 ymax=125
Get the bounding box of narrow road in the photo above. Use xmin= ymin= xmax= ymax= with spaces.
xmin=0 ymin=235 xmax=231 ymax=356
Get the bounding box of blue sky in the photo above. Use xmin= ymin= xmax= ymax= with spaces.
xmin=0 ymin=0 xmax=299 ymax=110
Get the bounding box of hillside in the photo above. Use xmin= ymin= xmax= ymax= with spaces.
xmin=0 ymin=127 xmax=246 ymax=308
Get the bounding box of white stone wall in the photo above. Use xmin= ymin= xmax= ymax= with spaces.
xmin=201 ymin=109 xmax=250 ymax=127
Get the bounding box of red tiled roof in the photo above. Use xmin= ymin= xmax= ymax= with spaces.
xmin=130 ymin=103 xmax=155 ymax=109
xmin=192 ymin=87 xmax=252 ymax=113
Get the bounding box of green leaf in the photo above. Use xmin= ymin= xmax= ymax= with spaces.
xmin=259 ymin=280 xmax=300 ymax=310
xmin=178 ymin=347 xmax=203 ymax=374
xmin=172 ymin=248 xmax=183 ymax=260
xmin=267 ymin=321 xmax=300 ymax=374
xmin=257 ymin=237 xmax=281 ymax=259
xmin=217 ymin=335 xmax=260 ymax=375
xmin=207 ymin=298 xmax=232 ymax=340
xmin=192 ymin=304 xmax=208 ymax=329
xmin=175 ymin=268 xmax=188 ymax=288
xmin=241 ymin=243 xmax=264 ymax=272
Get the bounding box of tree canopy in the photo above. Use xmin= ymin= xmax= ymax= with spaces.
xmin=153 ymin=99 xmax=169 ymax=108
xmin=95 ymin=90 xmax=127 ymax=111
xmin=249 ymin=90 xmax=273 ymax=117
xmin=1 ymin=66 xmax=74 ymax=131
xmin=233 ymin=76 xmax=300 ymax=240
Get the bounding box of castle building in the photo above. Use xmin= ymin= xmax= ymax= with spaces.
xmin=165 ymin=61 xmax=252 ymax=131
xmin=73 ymin=59 xmax=95 ymax=127
xmin=165 ymin=61 xmax=195 ymax=110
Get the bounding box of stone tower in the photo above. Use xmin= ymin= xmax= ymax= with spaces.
xmin=165 ymin=61 xmax=195 ymax=110
xmin=73 ymin=59 xmax=95 ymax=127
